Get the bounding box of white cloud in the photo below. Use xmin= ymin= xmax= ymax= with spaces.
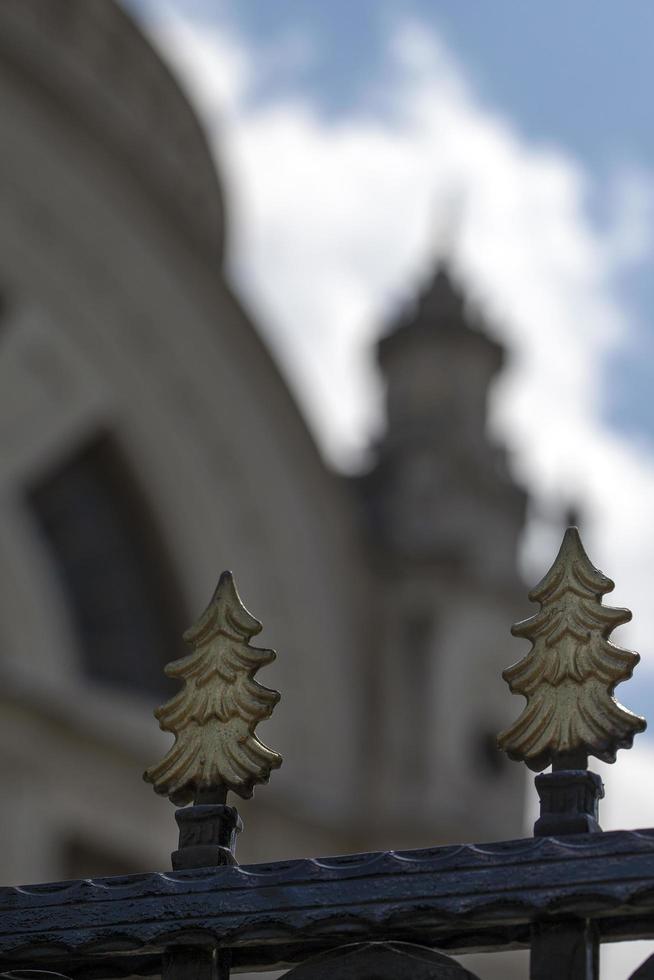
xmin=139 ymin=4 xmax=654 ymax=842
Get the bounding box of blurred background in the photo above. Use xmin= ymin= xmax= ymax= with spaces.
xmin=1 ymin=2 xmax=654 ymax=976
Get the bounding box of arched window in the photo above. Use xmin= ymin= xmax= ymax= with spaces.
xmin=28 ymin=434 xmax=186 ymax=697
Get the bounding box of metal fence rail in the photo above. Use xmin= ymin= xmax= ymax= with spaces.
xmin=2 ymin=529 xmax=653 ymax=979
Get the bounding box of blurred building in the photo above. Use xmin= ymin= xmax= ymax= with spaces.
xmin=0 ymin=0 xmax=527 ymax=889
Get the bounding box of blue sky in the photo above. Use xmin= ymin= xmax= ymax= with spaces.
xmin=223 ymin=0 xmax=654 ymax=162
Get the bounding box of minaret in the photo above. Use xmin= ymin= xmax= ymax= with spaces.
xmin=361 ymin=260 xmax=528 ymax=846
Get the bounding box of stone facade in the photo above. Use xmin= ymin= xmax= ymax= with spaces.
xmin=0 ymin=0 xmax=527 ymax=903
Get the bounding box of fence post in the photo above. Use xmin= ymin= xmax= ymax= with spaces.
xmin=530 ymin=922 xmax=599 ymax=980
xmin=497 ymin=526 xmax=647 ymax=980
xmin=144 ymin=571 xmax=283 ymax=980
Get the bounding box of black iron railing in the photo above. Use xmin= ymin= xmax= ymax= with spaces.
xmin=1 ymin=529 xmax=652 ymax=980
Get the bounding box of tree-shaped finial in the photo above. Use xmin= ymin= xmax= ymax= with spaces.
xmin=498 ymin=527 xmax=646 ymax=772
xmin=144 ymin=571 xmax=282 ymax=805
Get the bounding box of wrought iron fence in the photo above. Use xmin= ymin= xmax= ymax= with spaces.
xmin=0 ymin=528 xmax=652 ymax=980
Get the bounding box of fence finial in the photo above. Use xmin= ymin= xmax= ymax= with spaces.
xmin=498 ymin=526 xmax=646 ymax=773
xmin=144 ymin=570 xmax=282 ymax=807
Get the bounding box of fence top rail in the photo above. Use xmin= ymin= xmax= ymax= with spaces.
xmin=1 ymin=828 xmax=654 ymax=972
